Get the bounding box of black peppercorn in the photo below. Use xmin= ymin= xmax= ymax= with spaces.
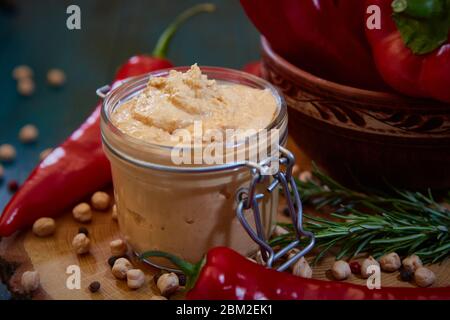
xmin=7 ymin=180 xmax=19 ymax=193
xmin=78 ymin=227 xmax=89 ymax=236
xmin=399 ymin=267 xmax=413 ymax=282
xmin=88 ymin=281 xmax=101 ymax=293
xmin=177 ymin=273 xmax=186 ymax=286
xmin=108 ymin=256 xmax=118 ymax=268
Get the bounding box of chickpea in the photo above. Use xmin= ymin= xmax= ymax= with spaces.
xmin=0 ymin=144 xmax=16 ymax=162
xmin=17 ymin=78 xmax=35 ymax=96
xmin=72 ymin=203 xmax=92 ymax=223
xmin=47 ymin=69 xmax=66 ymax=87
xmin=273 ymin=225 xmax=289 ymax=237
xmin=39 ymin=148 xmax=53 ymax=161
xmin=331 ymin=260 xmax=351 ymax=280
xmin=157 ymin=272 xmax=179 ymax=297
xmin=72 ymin=233 xmax=90 ymax=255
xmin=414 ymin=267 xmax=435 ymax=288
xmin=402 ymin=255 xmax=423 ymax=273
xmin=12 ymin=65 xmax=34 ymax=80
xmin=112 ymin=258 xmax=132 ymax=280
xmin=32 ymin=217 xmax=56 ymax=237
xmin=361 ymin=256 xmax=380 ymax=279
xmin=292 ymin=257 xmax=313 ymax=279
xmin=379 ymin=252 xmax=401 ymax=272
xmin=110 ymin=239 xmax=127 ymax=257
xmin=299 ymin=171 xmax=313 ymax=183
xmin=91 ymin=191 xmax=110 ymax=211
xmin=255 ymin=250 xmax=266 ymax=266
xmin=21 ymin=271 xmax=40 ymax=293
xmin=19 ymin=124 xmax=39 ymax=144
xmin=127 ymin=269 xmax=145 ymax=289
xmin=111 ymin=204 xmax=118 ymax=221
xmin=292 ymin=165 xmax=300 ymax=177
xmin=150 ymin=295 xmax=168 ymax=300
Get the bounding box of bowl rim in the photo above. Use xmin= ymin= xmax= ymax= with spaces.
xmin=261 ymin=37 xmax=448 ymax=106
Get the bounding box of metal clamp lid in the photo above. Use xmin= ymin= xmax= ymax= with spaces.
xmin=236 ymin=146 xmax=315 ymax=271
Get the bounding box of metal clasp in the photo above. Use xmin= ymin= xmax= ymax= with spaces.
xmin=236 ymin=146 xmax=315 ymax=271
xmin=96 ymin=84 xmax=111 ymax=99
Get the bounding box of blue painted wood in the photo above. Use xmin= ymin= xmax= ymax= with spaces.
xmin=0 ymin=0 xmax=259 ymax=299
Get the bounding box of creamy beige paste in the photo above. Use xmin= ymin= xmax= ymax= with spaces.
xmin=112 ymin=64 xmax=277 ymax=145
xmin=107 ymin=65 xmax=279 ymax=267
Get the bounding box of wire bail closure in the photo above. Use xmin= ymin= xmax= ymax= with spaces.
xmin=236 ymin=146 xmax=315 ymax=271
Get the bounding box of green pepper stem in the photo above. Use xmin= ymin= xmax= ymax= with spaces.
xmin=392 ymin=0 xmax=408 ymax=13
xmin=152 ymin=3 xmax=216 ymax=58
xmin=392 ymin=0 xmax=446 ymax=18
xmin=140 ymin=250 xmax=204 ymax=291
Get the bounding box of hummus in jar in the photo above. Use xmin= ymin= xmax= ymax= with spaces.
xmin=111 ymin=64 xmax=277 ymax=145
xmin=107 ymin=65 xmax=280 ymax=268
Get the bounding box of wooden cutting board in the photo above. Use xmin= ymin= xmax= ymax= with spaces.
xmin=1 ymin=138 xmax=449 ymax=300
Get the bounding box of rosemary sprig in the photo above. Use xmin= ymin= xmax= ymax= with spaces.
xmin=272 ymin=164 xmax=450 ymax=264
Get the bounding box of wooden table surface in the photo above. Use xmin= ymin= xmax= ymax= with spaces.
xmin=0 ymin=0 xmax=259 ymax=299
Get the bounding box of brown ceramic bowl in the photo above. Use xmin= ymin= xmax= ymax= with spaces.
xmin=261 ymin=37 xmax=450 ymax=189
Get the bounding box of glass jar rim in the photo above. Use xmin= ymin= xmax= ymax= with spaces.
xmin=100 ymin=66 xmax=288 ymax=172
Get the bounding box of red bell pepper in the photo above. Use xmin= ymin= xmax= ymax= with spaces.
xmin=0 ymin=3 xmax=215 ymax=237
xmin=240 ymin=0 xmax=387 ymax=90
xmin=365 ymin=0 xmax=450 ymax=103
xmin=242 ymin=61 xmax=262 ymax=77
xmin=143 ymin=247 xmax=450 ymax=300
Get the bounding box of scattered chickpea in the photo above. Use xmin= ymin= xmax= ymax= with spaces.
xmin=127 ymin=269 xmax=145 ymax=290
xmin=12 ymin=65 xmax=34 ymax=80
xmin=19 ymin=124 xmax=39 ymax=144
xmin=17 ymin=78 xmax=35 ymax=96
xmin=402 ymin=255 xmax=423 ymax=273
xmin=361 ymin=256 xmax=380 ymax=279
xmin=72 ymin=202 xmax=92 ymax=223
xmin=273 ymin=225 xmax=289 ymax=237
xmin=21 ymin=271 xmax=40 ymax=293
xmin=299 ymin=171 xmax=313 ymax=183
xmin=292 ymin=257 xmax=313 ymax=279
xmin=255 ymin=250 xmax=266 ymax=266
xmin=47 ymin=68 xmax=66 ymax=87
xmin=72 ymin=233 xmax=90 ymax=255
xmin=111 ymin=204 xmax=118 ymax=221
xmin=91 ymin=191 xmax=110 ymax=210
xmin=0 ymin=144 xmax=16 ymax=162
xmin=414 ymin=267 xmax=436 ymax=288
xmin=292 ymin=165 xmax=300 ymax=177
xmin=39 ymin=148 xmax=53 ymax=161
xmin=379 ymin=252 xmax=401 ymax=272
xmin=150 ymin=295 xmax=168 ymax=300
xmin=0 ymin=164 xmax=3 ymax=180
xmin=110 ymin=239 xmax=127 ymax=257
xmin=112 ymin=257 xmax=133 ymax=280
xmin=157 ymin=272 xmax=179 ymax=297
xmin=32 ymin=217 xmax=56 ymax=237
xmin=331 ymin=260 xmax=351 ymax=280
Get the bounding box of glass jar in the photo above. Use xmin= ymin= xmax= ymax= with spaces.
xmin=100 ymin=67 xmax=288 ymax=270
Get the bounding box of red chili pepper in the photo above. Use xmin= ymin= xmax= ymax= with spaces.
xmin=365 ymin=0 xmax=450 ymax=103
xmin=142 ymin=247 xmax=450 ymax=300
xmin=240 ymin=0 xmax=387 ymax=90
xmin=242 ymin=61 xmax=262 ymax=77
xmin=0 ymin=4 xmax=215 ymax=237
